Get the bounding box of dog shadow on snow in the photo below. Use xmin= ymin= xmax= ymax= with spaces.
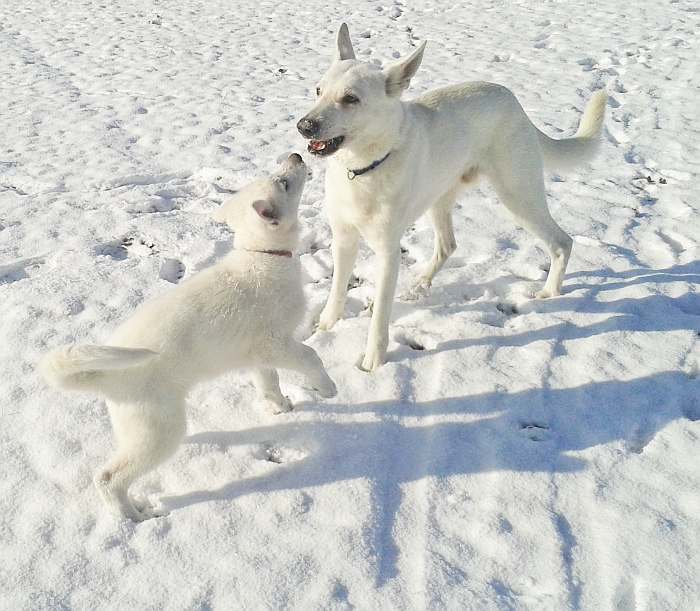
xmin=390 ymin=260 xmax=700 ymax=358
xmin=164 ymin=262 xmax=698 ymax=584
xmin=164 ymin=366 xmax=698 ymax=586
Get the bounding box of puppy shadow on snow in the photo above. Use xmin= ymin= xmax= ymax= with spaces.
xmin=163 ymin=369 xmax=697 ymax=585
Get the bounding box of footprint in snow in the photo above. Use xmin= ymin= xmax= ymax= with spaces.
xmin=576 ymin=57 xmax=597 ymax=71
xmin=533 ymin=32 xmax=550 ymax=49
xmin=96 ymin=236 xmax=158 ymax=260
xmin=625 ymin=424 xmax=656 ymax=454
xmin=388 ymin=5 xmax=403 ymax=19
xmin=519 ymin=422 xmax=551 ymax=442
xmin=0 ymin=256 xmax=45 ymax=285
xmin=347 ymin=274 xmax=363 ymax=290
xmin=95 ymin=238 xmax=130 ymax=261
xmin=256 ymin=442 xmax=308 ymax=465
xmin=159 ymin=258 xmax=186 ymax=283
xmin=397 ymin=335 xmax=425 ymax=351
xmin=497 ymin=514 xmax=513 ymax=533
xmin=400 ymin=245 xmax=415 ymax=265
xmin=394 ymin=330 xmax=437 ymax=352
xmin=496 ymin=302 xmax=519 ymax=316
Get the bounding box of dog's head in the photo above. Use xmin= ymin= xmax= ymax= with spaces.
xmin=297 ymin=23 xmax=426 ymax=158
xmin=213 ymin=154 xmax=307 ymax=248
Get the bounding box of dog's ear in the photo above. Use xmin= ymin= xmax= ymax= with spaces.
xmin=335 ymin=23 xmax=356 ymax=61
xmin=384 ymin=40 xmax=426 ymax=96
xmin=252 ymin=200 xmax=280 ymax=225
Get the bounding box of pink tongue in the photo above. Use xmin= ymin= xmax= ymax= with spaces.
xmin=310 ymin=140 xmax=326 ymax=151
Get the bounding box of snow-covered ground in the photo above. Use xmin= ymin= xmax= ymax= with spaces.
xmin=1 ymin=0 xmax=698 ymax=608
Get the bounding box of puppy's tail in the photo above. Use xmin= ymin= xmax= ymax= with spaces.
xmin=536 ymin=90 xmax=607 ymax=172
xmin=40 ymin=345 xmax=158 ymax=393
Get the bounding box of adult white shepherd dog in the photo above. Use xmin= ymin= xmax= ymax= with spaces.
xmin=298 ymin=24 xmax=607 ymax=371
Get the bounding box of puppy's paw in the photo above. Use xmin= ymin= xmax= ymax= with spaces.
xmin=317 ymin=315 xmax=338 ymax=332
xmin=315 ymin=375 xmax=337 ymax=399
xmin=131 ymin=498 xmax=169 ymax=521
xmin=258 ymin=396 xmax=293 ymax=415
xmin=317 ymin=304 xmax=342 ymax=331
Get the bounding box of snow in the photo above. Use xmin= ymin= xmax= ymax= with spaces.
xmin=1 ymin=0 xmax=699 ymax=609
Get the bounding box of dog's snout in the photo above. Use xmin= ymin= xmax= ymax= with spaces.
xmin=297 ymin=117 xmax=319 ymax=138
xmin=288 ymin=153 xmax=304 ymax=165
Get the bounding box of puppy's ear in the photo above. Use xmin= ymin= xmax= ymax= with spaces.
xmin=252 ymin=200 xmax=280 ymax=225
xmin=384 ymin=40 xmax=426 ymax=96
xmin=335 ymin=23 xmax=356 ymax=61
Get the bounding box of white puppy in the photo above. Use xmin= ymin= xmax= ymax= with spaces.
xmin=41 ymin=154 xmax=337 ymax=521
xmin=297 ymin=24 xmax=607 ymax=371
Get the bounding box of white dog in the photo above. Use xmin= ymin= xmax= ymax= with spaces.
xmin=297 ymin=24 xmax=607 ymax=371
xmin=40 ymin=154 xmax=337 ymax=521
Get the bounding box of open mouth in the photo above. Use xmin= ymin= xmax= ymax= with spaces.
xmin=307 ymin=136 xmax=345 ymax=157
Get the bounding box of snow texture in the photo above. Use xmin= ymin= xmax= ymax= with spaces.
xmin=1 ymin=1 xmax=698 ymax=609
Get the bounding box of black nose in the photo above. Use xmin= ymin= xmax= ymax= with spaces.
xmin=288 ymin=153 xmax=303 ymax=164
xmin=297 ymin=117 xmax=319 ymax=138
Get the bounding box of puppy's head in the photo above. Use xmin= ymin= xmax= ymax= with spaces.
xmin=296 ymin=23 xmax=426 ymax=158
xmin=213 ymin=154 xmax=307 ymax=247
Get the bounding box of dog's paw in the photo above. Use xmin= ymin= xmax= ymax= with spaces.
xmin=258 ymin=396 xmax=293 ymax=415
xmin=400 ymin=281 xmax=430 ymax=302
xmin=534 ymin=287 xmax=560 ymax=299
xmin=359 ymin=348 xmax=386 ymax=372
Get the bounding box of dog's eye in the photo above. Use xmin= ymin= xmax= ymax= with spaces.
xmin=341 ymin=93 xmax=360 ymax=105
xmin=315 ymin=87 xmax=321 ymax=97
xmin=279 ymin=178 xmax=288 ymax=191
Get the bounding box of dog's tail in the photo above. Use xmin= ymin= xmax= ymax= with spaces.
xmin=40 ymin=344 xmax=158 ymax=393
xmin=536 ymin=90 xmax=607 ymax=172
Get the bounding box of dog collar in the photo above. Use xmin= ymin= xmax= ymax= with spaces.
xmin=240 ymin=249 xmax=293 ymax=258
xmin=347 ymin=151 xmax=391 ymax=180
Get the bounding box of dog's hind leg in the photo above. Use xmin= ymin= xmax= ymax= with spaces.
xmin=403 ymin=186 xmax=460 ymax=300
xmin=486 ymin=147 xmax=572 ymax=298
xmin=251 ymin=368 xmax=291 ymax=414
xmin=318 ymin=223 xmax=360 ymax=331
xmin=95 ymin=398 xmax=186 ymax=521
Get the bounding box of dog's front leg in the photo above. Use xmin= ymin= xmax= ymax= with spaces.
xmin=361 ymin=247 xmax=400 ymax=371
xmin=251 ymin=368 xmax=292 ymax=414
xmin=318 ymin=224 xmax=359 ymax=331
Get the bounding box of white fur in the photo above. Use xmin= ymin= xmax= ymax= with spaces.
xmin=298 ymin=24 xmax=607 ymax=371
xmin=40 ymin=155 xmax=337 ymax=521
